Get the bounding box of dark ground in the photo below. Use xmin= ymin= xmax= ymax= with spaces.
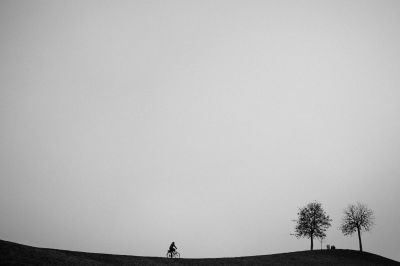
xmin=0 ymin=239 xmax=399 ymax=266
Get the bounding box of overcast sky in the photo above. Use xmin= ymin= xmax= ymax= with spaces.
xmin=1 ymin=0 xmax=400 ymax=261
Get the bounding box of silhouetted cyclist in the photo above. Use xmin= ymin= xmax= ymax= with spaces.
xmin=169 ymin=242 xmax=177 ymax=254
xmin=166 ymin=241 xmax=180 ymax=258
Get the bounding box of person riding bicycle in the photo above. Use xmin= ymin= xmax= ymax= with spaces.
xmin=168 ymin=242 xmax=177 ymax=255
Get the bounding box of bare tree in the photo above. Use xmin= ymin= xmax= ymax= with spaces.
xmin=340 ymin=202 xmax=374 ymax=252
xmin=293 ymin=201 xmax=332 ymax=250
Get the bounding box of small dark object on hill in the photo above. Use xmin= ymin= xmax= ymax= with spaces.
xmin=331 ymin=245 xmax=336 ymax=250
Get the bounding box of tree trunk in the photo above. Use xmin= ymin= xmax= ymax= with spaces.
xmin=357 ymin=227 xmax=363 ymax=252
xmin=310 ymin=235 xmax=314 ymax=250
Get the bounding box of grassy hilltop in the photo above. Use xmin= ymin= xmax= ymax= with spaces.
xmin=0 ymin=239 xmax=399 ymax=266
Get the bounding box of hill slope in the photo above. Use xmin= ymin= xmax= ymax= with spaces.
xmin=0 ymin=239 xmax=399 ymax=266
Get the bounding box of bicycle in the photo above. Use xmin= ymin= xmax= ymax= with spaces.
xmin=166 ymin=250 xmax=180 ymax=258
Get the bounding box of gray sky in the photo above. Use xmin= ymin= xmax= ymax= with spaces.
xmin=1 ymin=0 xmax=400 ymax=261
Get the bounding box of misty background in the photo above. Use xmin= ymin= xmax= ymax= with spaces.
xmin=1 ymin=0 xmax=400 ymax=261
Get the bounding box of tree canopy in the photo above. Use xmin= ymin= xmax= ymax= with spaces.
xmin=340 ymin=202 xmax=374 ymax=252
xmin=294 ymin=201 xmax=332 ymax=250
